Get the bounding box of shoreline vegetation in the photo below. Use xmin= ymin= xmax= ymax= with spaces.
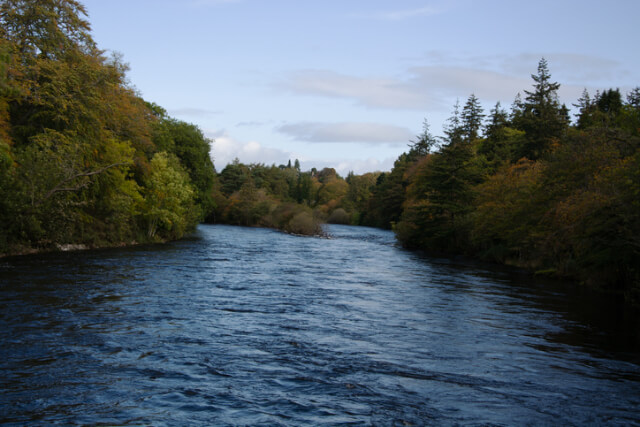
xmin=1 ymin=1 xmax=638 ymax=302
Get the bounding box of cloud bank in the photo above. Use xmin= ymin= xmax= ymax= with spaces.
xmin=207 ymin=129 xmax=397 ymax=175
xmin=208 ymin=130 xmax=292 ymax=170
xmin=280 ymin=53 xmax=627 ymax=114
xmin=277 ymin=121 xmax=414 ymax=144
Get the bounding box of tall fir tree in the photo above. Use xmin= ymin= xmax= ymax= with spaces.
xmin=514 ymin=58 xmax=568 ymax=159
xmin=461 ymin=93 xmax=484 ymax=142
xmin=443 ymin=99 xmax=464 ymax=145
xmin=408 ymin=118 xmax=437 ymax=160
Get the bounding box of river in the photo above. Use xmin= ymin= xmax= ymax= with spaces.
xmin=1 ymin=224 xmax=639 ymax=425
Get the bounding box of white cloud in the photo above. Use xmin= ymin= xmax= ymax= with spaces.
xmin=280 ymin=51 xmax=627 ymax=114
xmin=407 ymin=66 xmax=529 ymax=102
xmin=500 ymin=53 xmax=622 ymax=83
xmin=206 ymin=129 xmax=399 ymax=175
xmin=207 ymin=130 xmax=292 ymax=170
xmin=277 ymin=121 xmax=414 ymax=144
xmin=301 ymin=157 xmax=396 ymax=176
xmin=281 ymin=69 xmax=431 ymax=110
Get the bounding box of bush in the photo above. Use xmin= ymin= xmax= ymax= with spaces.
xmin=327 ymin=208 xmax=351 ymax=224
xmin=287 ymin=211 xmax=322 ymax=236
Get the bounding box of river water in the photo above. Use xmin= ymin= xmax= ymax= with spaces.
xmin=1 ymin=224 xmax=639 ymax=425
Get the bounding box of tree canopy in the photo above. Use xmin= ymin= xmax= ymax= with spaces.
xmin=0 ymin=0 xmax=215 ymax=254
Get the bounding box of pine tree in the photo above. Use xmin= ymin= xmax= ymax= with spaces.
xmin=627 ymin=87 xmax=640 ymax=109
xmin=514 ymin=58 xmax=568 ymax=159
xmin=408 ymin=118 xmax=436 ymax=159
xmin=461 ymin=93 xmax=484 ymax=142
xmin=573 ymin=88 xmax=594 ymax=129
xmin=443 ymin=99 xmax=463 ymax=145
xmin=484 ymin=101 xmax=508 ymax=140
xmin=510 ymin=93 xmax=524 ymax=122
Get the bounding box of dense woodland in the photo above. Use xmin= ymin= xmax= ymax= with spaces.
xmin=1 ymin=1 xmax=639 ymax=300
xmin=0 ymin=0 xmax=216 ymax=253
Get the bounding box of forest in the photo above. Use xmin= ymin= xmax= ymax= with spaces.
xmin=0 ymin=0 xmax=216 ymax=254
xmin=1 ymin=1 xmax=639 ymax=301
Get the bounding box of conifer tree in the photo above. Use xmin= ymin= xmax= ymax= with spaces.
xmin=484 ymin=101 xmax=508 ymax=140
xmin=408 ymin=118 xmax=436 ymax=159
xmin=573 ymin=88 xmax=594 ymax=129
xmin=627 ymin=87 xmax=640 ymax=109
xmin=461 ymin=93 xmax=484 ymax=142
xmin=514 ymin=58 xmax=568 ymax=159
xmin=443 ymin=99 xmax=464 ymax=145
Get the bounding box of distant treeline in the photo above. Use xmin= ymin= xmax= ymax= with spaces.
xmin=2 ymin=1 xmax=639 ymax=301
xmin=209 ymin=59 xmax=640 ymax=301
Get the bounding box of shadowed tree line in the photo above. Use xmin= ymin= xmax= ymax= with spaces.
xmin=347 ymin=59 xmax=639 ymax=301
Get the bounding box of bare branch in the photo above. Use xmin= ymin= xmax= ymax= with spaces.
xmin=35 ymin=162 xmax=127 ymax=207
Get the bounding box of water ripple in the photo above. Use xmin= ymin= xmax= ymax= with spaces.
xmin=1 ymin=224 xmax=639 ymax=425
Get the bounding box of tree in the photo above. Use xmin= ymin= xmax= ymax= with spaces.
xmin=461 ymin=93 xmax=484 ymax=142
xmin=219 ymin=160 xmax=248 ymax=195
xmin=143 ymin=152 xmax=196 ymax=239
xmin=396 ymin=140 xmax=481 ymax=251
xmin=154 ymin=118 xmax=215 ymax=219
xmin=514 ymin=58 xmax=568 ymax=159
xmin=479 ymin=102 xmax=524 ymax=171
xmin=363 ymin=154 xmax=410 ymax=228
xmin=443 ymin=98 xmax=463 ymax=145
xmin=0 ymin=0 xmax=96 ymax=61
xmin=627 ymin=87 xmax=640 ymax=109
xmin=408 ymin=118 xmax=436 ymax=159
xmin=574 ymin=88 xmax=595 ymax=129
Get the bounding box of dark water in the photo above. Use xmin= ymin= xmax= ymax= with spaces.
xmin=1 ymin=225 xmax=639 ymax=426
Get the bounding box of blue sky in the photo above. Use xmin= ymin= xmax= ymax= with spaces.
xmin=82 ymin=0 xmax=640 ymax=175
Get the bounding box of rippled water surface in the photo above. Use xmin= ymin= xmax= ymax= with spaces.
xmin=1 ymin=224 xmax=639 ymax=425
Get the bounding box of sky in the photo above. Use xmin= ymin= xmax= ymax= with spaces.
xmin=81 ymin=0 xmax=640 ymax=175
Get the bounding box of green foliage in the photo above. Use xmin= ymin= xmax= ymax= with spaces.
xmin=397 ymin=140 xmax=482 ymax=251
xmin=362 ymin=154 xmax=410 ymax=229
xmin=143 ymin=152 xmax=196 ymax=240
xmin=513 ymin=58 xmax=568 ymax=159
xmin=461 ymin=93 xmax=484 ymax=142
xmin=152 ymin=118 xmax=216 ymax=219
xmin=366 ymin=59 xmax=640 ymax=300
xmin=327 ymin=208 xmax=350 ymax=224
xmin=0 ymin=0 xmax=95 ymax=61
xmin=0 ymin=0 xmax=214 ymax=254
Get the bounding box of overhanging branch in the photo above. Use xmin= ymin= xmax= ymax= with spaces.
xmin=35 ymin=162 xmax=127 ymax=207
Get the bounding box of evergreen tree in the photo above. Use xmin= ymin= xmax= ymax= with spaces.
xmin=510 ymin=92 xmax=524 ymax=123
xmin=443 ymin=99 xmax=464 ymax=145
xmin=408 ymin=118 xmax=436 ymax=159
xmin=574 ymin=88 xmax=595 ymax=129
xmin=461 ymin=93 xmax=484 ymax=142
xmin=478 ymin=101 xmax=524 ymax=170
xmin=514 ymin=58 xmax=567 ymax=159
xmin=596 ymin=88 xmax=623 ymax=115
xmin=627 ymin=87 xmax=640 ymax=109
xmin=484 ymin=101 xmax=508 ymax=140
